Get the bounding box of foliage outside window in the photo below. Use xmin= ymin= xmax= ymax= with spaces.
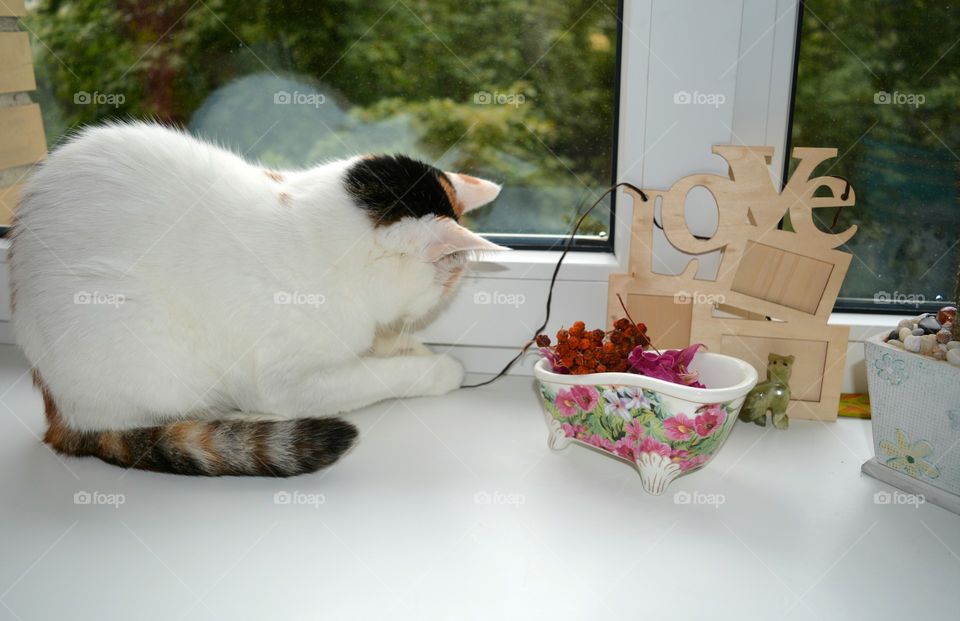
xmin=790 ymin=0 xmax=959 ymax=310
xmin=25 ymin=0 xmax=620 ymax=243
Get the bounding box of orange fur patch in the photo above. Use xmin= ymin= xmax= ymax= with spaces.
xmin=7 ymin=236 xmax=14 ymax=314
xmin=168 ymin=421 xmax=193 ymax=446
xmin=438 ymin=175 xmax=465 ymax=217
xmin=279 ymin=192 xmax=291 ymax=206
xmin=443 ymin=266 xmax=464 ymax=293
xmin=98 ymin=430 xmax=128 ymax=462
xmin=198 ymin=424 xmax=222 ymax=472
xmin=32 ymin=369 xmax=69 ymax=450
xmin=264 ymin=170 xmax=284 ymax=183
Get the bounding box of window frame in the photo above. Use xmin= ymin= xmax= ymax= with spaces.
xmin=423 ymin=0 xmax=812 ymax=366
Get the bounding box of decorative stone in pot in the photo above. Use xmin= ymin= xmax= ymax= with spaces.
xmin=534 ymin=353 xmax=758 ymax=495
xmin=863 ymin=331 xmax=960 ymax=514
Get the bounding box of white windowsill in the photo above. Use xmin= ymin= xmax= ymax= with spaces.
xmin=1 ymin=341 xmax=957 ymax=620
xmin=467 ymin=248 xmax=621 ymax=282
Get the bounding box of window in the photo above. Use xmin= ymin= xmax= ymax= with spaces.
xmin=24 ymin=0 xmax=621 ymax=249
xmin=788 ymin=0 xmax=959 ymax=312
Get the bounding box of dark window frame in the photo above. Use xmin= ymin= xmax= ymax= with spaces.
xmin=782 ymin=0 xmax=951 ymax=314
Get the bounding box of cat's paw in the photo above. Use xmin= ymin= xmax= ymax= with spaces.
xmin=418 ymin=354 xmax=465 ymax=396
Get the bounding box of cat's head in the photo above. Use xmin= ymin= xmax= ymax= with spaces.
xmin=343 ymin=154 xmax=506 ymax=321
xmin=766 ymin=353 xmax=795 ymax=382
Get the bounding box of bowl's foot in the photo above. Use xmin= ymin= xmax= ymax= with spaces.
xmin=635 ymin=452 xmax=682 ymax=495
xmin=546 ymin=418 xmax=572 ymax=450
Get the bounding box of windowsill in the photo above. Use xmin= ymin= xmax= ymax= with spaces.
xmin=1 ymin=339 xmax=957 ymax=620
xmin=467 ymin=249 xmax=621 ymax=282
xmin=829 ymin=312 xmax=907 ymax=341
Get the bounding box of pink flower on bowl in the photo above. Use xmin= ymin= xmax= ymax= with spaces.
xmin=554 ymin=388 xmax=580 ymax=417
xmin=694 ymin=406 xmax=727 ymax=437
xmin=662 ymin=414 xmax=696 ymax=441
xmin=570 ymin=385 xmax=599 ymax=411
xmin=560 ymin=422 xmax=586 ymax=439
xmin=613 ymin=438 xmax=637 ymax=461
xmin=585 ymin=434 xmax=615 ymax=451
xmin=678 ymin=454 xmax=710 ymax=471
xmin=637 ymin=436 xmax=672 ymax=457
xmin=625 ymin=419 xmax=646 ymax=443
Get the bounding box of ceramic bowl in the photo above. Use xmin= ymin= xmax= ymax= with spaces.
xmin=534 ymin=352 xmax=758 ymax=495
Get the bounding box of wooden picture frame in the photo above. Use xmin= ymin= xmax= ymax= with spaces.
xmin=0 ymin=9 xmax=46 ymax=229
xmin=609 ymin=146 xmax=857 ymax=421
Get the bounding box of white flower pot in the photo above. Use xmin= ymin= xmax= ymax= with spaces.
xmin=863 ymin=332 xmax=960 ymax=514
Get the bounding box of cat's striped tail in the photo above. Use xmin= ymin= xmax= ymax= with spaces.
xmin=33 ymin=371 xmax=358 ymax=477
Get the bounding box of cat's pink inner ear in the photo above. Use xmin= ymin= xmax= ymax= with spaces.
xmin=424 ymin=218 xmax=508 ymax=262
xmin=445 ymin=173 xmax=501 ymax=213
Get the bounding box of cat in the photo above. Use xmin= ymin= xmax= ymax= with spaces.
xmin=9 ymin=121 xmax=506 ymax=476
xmin=739 ymin=353 xmax=794 ymax=429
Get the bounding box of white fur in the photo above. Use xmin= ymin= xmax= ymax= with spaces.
xmin=10 ymin=122 xmax=492 ymax=431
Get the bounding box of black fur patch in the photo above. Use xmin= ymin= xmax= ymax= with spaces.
xmin=344 ymin=154 xmax=457 ymax=226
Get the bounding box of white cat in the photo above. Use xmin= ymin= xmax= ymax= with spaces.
xmin=9 ymin=122 xmax=505 ymax=476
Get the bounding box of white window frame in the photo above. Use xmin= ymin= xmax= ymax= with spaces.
xmin=421 ymin=0 xmax=905 ymax=392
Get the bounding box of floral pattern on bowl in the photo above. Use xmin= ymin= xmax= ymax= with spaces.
xmin=534 ymin=354 xmax=757 ymax=495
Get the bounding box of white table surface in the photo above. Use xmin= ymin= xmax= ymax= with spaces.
xmin=0 ymin=343 xmax=958 ymax=621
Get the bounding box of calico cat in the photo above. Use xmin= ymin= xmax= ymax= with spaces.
xmin=9 ymin=122 xmax=506 ymax=476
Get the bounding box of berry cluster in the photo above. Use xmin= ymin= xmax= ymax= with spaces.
xmin=535 ymin=318 xmax=651 ymax=375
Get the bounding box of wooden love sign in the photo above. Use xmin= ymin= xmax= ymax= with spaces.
xmin=609 ymin=146 xmax=857 ymax=421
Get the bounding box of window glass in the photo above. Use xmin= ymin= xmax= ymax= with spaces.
xmin=24 ymin=0 xmax=621 ymax=244
xmin=790 ymin=0 xmax=959 ymax=310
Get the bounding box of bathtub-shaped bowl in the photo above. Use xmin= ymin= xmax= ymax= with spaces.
xmin=534 ymin=352 xmax=758 ymax=495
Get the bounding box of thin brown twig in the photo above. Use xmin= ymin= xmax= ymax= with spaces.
xmin=616 ymin=293 xmax=659 ymax=354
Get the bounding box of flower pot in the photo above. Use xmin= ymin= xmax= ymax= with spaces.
xmin=534 ymin=353 xmax=758 ymax=495
xmin=863 ymin=332 xmax=960 ymax=514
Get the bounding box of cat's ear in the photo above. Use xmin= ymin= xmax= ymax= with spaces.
xmin=444 ymin=172 xmax=501 ymax=213
xmin=423 ymin=217 xmax=508 ymax=262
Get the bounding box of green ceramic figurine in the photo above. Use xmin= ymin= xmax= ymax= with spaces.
xmin=740 ymin=353 xmax=794 ymax=429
